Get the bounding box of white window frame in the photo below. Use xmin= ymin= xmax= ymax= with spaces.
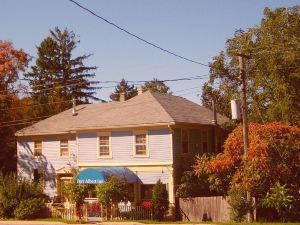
xmin=59 ymin=138 xmax=69 ymax=158
xmin=97 ymin=132 xmax=112 ymax=158
xmin=33 ymin=139 xmax=43 ymax=158
xmin=133 ymin=130 xmax=149 ymax=157
xmin=181 ymin=129 xmax=189 ymax=154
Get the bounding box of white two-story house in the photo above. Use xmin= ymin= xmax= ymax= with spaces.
xmin=16 ymin=91 xmax=227 ymax=206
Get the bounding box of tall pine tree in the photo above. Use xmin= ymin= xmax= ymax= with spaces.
xmin=25 ymin=27 xmax=99 ymax=117
xmin=110 ymin=78 xmax=137 ymax=101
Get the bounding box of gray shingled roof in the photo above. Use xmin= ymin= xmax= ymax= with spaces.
xmin=16 ymin=91 xmax=228 ymax=136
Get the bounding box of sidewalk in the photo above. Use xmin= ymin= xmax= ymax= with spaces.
xmin=0 ymin=222 xmax=67 ymax=225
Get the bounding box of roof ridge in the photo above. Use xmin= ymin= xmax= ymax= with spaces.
xmin=148 ymin=91 xmax=176 ymax=123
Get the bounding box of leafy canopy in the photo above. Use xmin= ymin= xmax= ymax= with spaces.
xmin=96 ymin=176 xmax=129 ymax=207
xmin=0 ymin=41 xmax=28 ymax=173
xmin=201 ymin=6 xmax=300 ymax=125
xmin=142 ymin=78 xmax=171 ymax=94
xmin=194 ymin=123 xmax=300 ymax=218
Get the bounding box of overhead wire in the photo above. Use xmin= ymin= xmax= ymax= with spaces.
xmin=0 ymin=75 xmax=210 ymax=97
xmin=67 ymin=0 xmax=209 ymax=67
xmin=0 ymin=89 xmax=203 ymax=127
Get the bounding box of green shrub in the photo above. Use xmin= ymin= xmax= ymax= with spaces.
xmin=0 ymin=173 xmax=19 ymax=218
xmin=228 ymin=186 xmax=252 ymax=222
xmin=262 ymin=182 xmax=294 ymax=221
xmin=151 ymin=179 xmax=169 ymax=221
xmin=0 ymin=173 xmax=48 ymax=219
xmin=96 ymin=176 xmax=129 ymax=207
xmin=14 ymin=198 xmax=47 ymax=219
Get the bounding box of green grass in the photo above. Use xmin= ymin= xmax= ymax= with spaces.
xmin=101 ymin=221 xmax=300 ymax=224
xmin=99 ymin=220 xmax=210 ymax=224
xmin=34 ymin=217 xmax=87 ymax=224
xmin=217 ymin=223 xmax=300 ymax=225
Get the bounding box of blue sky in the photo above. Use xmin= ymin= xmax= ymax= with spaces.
xmin=1 ymin=0 xmax=299 ymax=103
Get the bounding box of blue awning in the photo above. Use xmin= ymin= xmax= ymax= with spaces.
xmin=77 ymin=167 xmax=140 ymax=184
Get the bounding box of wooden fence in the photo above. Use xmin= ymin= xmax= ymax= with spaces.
xmin=179 ymin=196 xmax=230 ymax=222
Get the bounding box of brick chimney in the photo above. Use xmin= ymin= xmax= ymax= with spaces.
xmin=119 ymin=92 xmax=125 ymax=102
xmin=137 ymin=87 xmax=143 ymax=95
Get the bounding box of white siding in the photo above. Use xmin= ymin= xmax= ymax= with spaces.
xmin=78 ymin=128 xmax=172 ymax=164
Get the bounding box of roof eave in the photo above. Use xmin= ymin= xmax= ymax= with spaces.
xmin=15 ymin=121 xmax=176 ymax=137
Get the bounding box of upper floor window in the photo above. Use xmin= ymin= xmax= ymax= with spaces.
xmin=34 ymin=140 xmax=42 ymax=157
xmin=134 ymin=131 xmax=147 ymax=156
xmin=98 ymin=133 xmax=111 ymax=158
xmin=60 ymin=139 xmax=69 ymax=157
xmin=182 ymin=129 xmax=189 ymax=153
xmin=202 ymin=130 xmax=208 ymax=153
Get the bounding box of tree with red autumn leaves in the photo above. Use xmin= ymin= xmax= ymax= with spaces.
xmin=194 ymin=122 xmax=300 ymax=220
xmin=0 ymin=40 xmax=28 ymax=173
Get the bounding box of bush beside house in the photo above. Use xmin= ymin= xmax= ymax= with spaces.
xmin=152 ymin=179 xmax=169 ymax=221
xmin=0 ymin=173 xmax=48 ymax=219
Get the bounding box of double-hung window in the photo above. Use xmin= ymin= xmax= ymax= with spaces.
xmin=60 ymin=139 xmax=69 ymax=157
xmin=134 ymin=131 xmax=148 ymax=156
xmin=98 ymin=133 xmax=111 ymax=158
xmin=202 ymin=130 xmax=208 ymax=153
xmin=34 ymin=140 xmax=42 ymax=157
xmin=182 ymin=129 xmax=189 ymax=153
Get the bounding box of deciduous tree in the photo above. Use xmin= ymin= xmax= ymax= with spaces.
xmin=142 ymin=78 xmax=171 ymax=94
xmin=202 ymin=6 xmax=300 ymax=125
xmin=194 ymin=122 xmax=300 ymax=220
xmin=0 ymin=41 xmax=28 ymax=173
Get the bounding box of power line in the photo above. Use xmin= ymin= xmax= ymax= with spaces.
xmin=0 ymin=93 xmax=203 ymax=128
xmin=173 ymin=86 xmax=199 ymax=93
xmin=0 ymin=120 xmax=43 ymax=128
xmin=68 ymin=0 xmax=209 ymax=67
xmin=0 ymin=115 xmax=51 ymax=125
xmin=0 ymin=75 xmax=210 ymax=97
xmin=0 ymin=99 xmax=73 ymax=111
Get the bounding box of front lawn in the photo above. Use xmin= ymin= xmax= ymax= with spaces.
xmin=34 ymin=217 xmax=86 ymax=224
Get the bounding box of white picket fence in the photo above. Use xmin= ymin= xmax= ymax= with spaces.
xmin=46 ymin=203 xmax=88 ymax=221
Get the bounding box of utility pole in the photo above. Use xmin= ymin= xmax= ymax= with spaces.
xmin=237 ymin=52 xmax=253 ymax=222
